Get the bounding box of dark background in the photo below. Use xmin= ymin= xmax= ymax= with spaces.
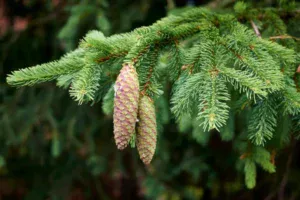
xmin=1 ymin=0 xmax=300 ymax=199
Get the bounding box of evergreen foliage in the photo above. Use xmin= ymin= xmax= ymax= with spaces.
xmin=4 ymin=0 xmax=300 ymax=193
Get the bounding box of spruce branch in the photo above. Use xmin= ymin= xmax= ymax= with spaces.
xmin=6 ymin=7 xmax=299 ymax=137
xmin=3 ymin=3 xmax=300 ymax=192
xmin=282 ymin=79 xmax=300 ymax=115
xmin=248 ymin=97 xmax=277 ymax=146
xmin=139 ymin=45 xmax=160 ymax=96
xmin=69 ymin=64 xmax=102 ymax=104
xmin=166 ymin=41 xmax=185 ymax=81
xmin=80 ymin=31 xmax=135 ymax=64
xmin=171 ymin=73 xmax=204 ymax=119
xmin=244 ymin=158 xmax=256 ymax=189
xmin=258 ymin=39 xmax=296 ymax=76
xmin=243 ymin=146 xmax=276 ymax=189
xmin=222 ymin=24 xmax=284 ymax=91
xmin=6 ymin=49 xmax=85 ymax=86
xmin=253 ymin=147 xmax=276 ymax=173
xmin=197 ymin=74 xmax=230 ymax=131
xmin=218 ymin=66 xmax=267 ymax=98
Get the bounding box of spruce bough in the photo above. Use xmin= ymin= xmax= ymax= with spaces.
xmin=6 ymin=7 xmax=300 ymax=188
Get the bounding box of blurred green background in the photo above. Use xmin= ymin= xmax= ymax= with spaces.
xmin=1 ymin=0 xmax=300 ymax=199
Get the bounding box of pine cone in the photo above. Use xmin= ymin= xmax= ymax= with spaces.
xmin=114 ymin=63 xmax=139 ymax=150
xmin=137 ymin=96 xmax=157 ymax=164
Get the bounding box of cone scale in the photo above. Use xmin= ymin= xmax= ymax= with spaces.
xmin=113 ymin=63 xmax=139 ymax=150
xmin=137 ymin=96 xmax=157 ymax=164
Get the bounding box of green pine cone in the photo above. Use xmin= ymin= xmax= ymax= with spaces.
xmin=114 ymin=63 xmax=139 ymax=150
xmin=137 ymin=96 xmax=157 ymax=164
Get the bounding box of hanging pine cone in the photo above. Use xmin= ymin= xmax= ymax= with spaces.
xmin=114 ymin=63 xmax=139 ymax=150
xmin=137 ymin=95 xmax=157 ymax=164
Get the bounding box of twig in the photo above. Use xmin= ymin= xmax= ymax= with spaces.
xmin=141 ymin=45 xmax=159 ymax=95
xmin=278 ymin=141 xmax=295 ymax=200
xmin=270 ymin=35 xmax=300 ymax=41
xmin=250 ymin=20 xmax=262 ymax=38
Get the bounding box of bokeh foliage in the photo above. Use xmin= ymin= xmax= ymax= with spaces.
xmin=1 ymin=0 xmax=300 ymax=199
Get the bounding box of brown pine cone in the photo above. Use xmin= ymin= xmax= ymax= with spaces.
xmin=114 ymin=63 xmax=139 ymax=150
xmin=137 ymin=95 xmax=157 ymax=164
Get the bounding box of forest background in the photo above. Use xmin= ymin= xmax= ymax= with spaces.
xmin=1 ymin=0 xmax=300 ymax=199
